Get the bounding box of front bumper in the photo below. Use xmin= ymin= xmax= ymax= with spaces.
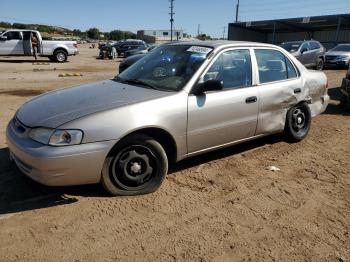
xmin=6 ymin=118 xmax=116 ymax=186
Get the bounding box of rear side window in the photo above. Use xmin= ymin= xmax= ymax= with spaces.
xmin=309 ymin=41 xmax=321 ymax=50
xmin=255 ymin=49 xmax=298 ymax=83
xmin=204 ymin=49 xmax=252 ymax=89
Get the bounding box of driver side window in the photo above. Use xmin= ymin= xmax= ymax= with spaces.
xmin=300 ymin=42 xmax=310 ymax=52
xmin=4 ymin=31 xmax=22 ymax=40
xmin=203 ymin=49 xmax=252 ymax=90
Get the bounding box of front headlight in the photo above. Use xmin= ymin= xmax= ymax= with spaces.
xmin=337 ymin=55 xmax=349 ymax=61
xmin=49 ymin=130 xmax=83 ymax=146
xmin=29 ymin=128 xmax=83 ymax=146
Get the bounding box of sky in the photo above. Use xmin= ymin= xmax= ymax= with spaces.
xmin=1 ymin=0 xmax=350 ymax=38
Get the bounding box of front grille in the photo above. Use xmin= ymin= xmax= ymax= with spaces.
xmin=325 ymin=55 xmax=337 ymax=61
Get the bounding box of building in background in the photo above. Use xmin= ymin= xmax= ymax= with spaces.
xmin=137 ymin=29 xmax=184 ymax=43
xmin=228 ymin=13 xmax=350 ymax=49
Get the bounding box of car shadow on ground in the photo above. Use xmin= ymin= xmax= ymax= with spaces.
xmin=0 ymin=147 xmax=106 ymax=216
xmin=0 ymin=133 xmax=285 ymax=215
xmin=0 ymin=59 xmax=50 ymax=63
xmin=324 ymin=87 xmax=350 ymax=116
xmin=169 ymin=133 xmax=284 ymax=174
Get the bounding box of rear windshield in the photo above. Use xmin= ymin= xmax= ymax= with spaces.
xmin=332 ymin=45 xmax=350 ymax=52
xmin=280 ymin=42 xmax=301 ymax=53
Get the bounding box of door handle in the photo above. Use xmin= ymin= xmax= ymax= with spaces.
xmin=245 ymin=96 xmax=257 ymax=104
xmin=294 ymin=88 xmax=301 ymax=94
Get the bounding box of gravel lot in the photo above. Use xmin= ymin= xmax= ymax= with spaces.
xmin=0 ymin=45 xmax=349 ymax=262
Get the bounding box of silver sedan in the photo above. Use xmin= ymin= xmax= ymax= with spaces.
xmin=7 ymin=41 xmax=329 ymax=195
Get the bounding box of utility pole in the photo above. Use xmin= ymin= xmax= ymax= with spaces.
xmin=223 ymin=26 xmax=226 ymax=40
xmin=197 ymin=24 xmax=200 ymax=37
xmin=235 ymin=0 xmax=240 ymax=23
xmin=169 ymin=0 xmax=175 ymax=41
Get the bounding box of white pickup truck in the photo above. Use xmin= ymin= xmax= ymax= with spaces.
xmin=0 ymin=29 xmax=78 ymax=62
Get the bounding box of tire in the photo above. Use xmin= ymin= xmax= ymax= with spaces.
xmin=316 ymin=58 xmax=324 ymax=71
xmin=284 ymin=102 xmax=311 ymax=142
xmin=53 ymin=49 xmax=68 ymax=63
xmin=101 ymin=134 xmax=168 ymax=196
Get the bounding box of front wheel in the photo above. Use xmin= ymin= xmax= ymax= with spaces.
xmin=101 ymin=134 xmax=168 ymax=196
xmin=284 ymin=102 xmax=311 ymax=142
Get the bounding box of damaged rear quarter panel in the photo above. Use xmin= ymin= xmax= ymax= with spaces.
xmin=256 ymin=61 xmax=328 ymax=135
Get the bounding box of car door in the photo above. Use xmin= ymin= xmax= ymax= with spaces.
xmin=0 ymin=31 xmax=23 ymax=55
xmin=299 ymin=42 xmax=313 ymax=66
xmin=187 ymin=48 xmax=259 ymax=153
xmin=253 ymin=48 xmax=303 ymax=134
xmin=307 ymin=41 xmax=318 ymax=66
xmin=22 ymin=31 xmax=32 ymax=55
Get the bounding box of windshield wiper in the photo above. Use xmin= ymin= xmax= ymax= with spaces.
xmin=116 ymin=77 xmax=158 ymax=90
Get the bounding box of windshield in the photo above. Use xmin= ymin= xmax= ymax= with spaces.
xmin=332 ymin=45 xmax=350 ymax=52
xmin=280 ymin=42 xmax=301 ymax=53
xmin=115 ymin=45 xmax=212 ymax=91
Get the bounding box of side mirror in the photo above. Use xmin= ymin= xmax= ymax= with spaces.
xmin=192 ymin=79 xmax=223 ymax=95
xmin=300 ymin=48 xmax=308 ymax=54
xmin=0 ymin=36 xmax=7 ymax=41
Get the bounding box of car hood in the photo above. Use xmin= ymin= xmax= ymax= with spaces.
xmin=325 ymin=51 xmax=350 ymax=56
xmin=16 ymin=80 xmax=170 ymax=128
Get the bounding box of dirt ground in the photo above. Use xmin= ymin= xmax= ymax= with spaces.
xmin=0 ymin=45 xmax=349 ymax=262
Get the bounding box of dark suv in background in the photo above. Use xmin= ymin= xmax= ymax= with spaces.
xmin=280 ymin=40 xmax=326 ymax=70
xmin=116 ymin=40 xmax=147 ymax=57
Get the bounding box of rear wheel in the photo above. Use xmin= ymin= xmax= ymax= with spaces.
xmin=101 ymin=134 xmax=168 ymax=196
xmin=53 ymin=49 xmax=68 ymax=63
xmin=284 ymin=102 xmax=311 ymax=142
xmin=316 ymin=58 xmax=324 ymax=71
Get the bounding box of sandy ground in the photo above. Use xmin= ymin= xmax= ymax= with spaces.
xmin=0 ymin=45 xmax=349 ymax=262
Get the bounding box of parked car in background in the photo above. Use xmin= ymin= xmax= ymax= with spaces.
xmin=124 ymin=44 xmax=158 ymax=58
xmin=280 ymin=40 xmax=326 ymax=70
xmin=7 ymin=41 xmax=329 ymax=196
xmin=340 ymin=66 xmax=350 ymax=109
xmin=324 ymin=44 xmax=350 ymax=68
xmin=116 ymin=40 xmax=147 ymax=57
xmin=119 ymin=45 xmax=160 ymax=72
xmin=119 ymin=53 xmax=145 ymax=73
xmin=0 ymin=29 xmax=78 ymax=62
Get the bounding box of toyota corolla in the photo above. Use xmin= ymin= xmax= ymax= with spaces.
xmin=7 ymin=41 xmax=329 ymax=196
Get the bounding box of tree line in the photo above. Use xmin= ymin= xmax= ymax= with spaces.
xmin=0 ymin=22 xmax=136 ymax=40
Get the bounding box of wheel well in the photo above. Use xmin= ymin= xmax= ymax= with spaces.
xmin=54 ymin=48 xmax=68 ymax=55
xmin=114 ymin=128 xmax=178 ymax=163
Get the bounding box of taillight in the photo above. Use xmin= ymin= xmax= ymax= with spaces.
xmin=73 ymin=43 xmax=78 ymax=48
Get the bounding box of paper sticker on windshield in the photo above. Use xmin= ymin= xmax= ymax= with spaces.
xmin=187 ymin=46 xmax=212 ymax=54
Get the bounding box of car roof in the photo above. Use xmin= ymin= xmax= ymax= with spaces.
xmin=3 ymin=29 xmax=38 ymax=32
xmin=168 ymin=40 xmax=280 ymax=50
xmin=282 ymin=40 xmax=320 ymax=44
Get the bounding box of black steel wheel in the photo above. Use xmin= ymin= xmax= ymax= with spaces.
xmin=101 ymin=134 xmax=168 ymax=196
xmin=285 ymin=102 xmax=311 ymax=142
